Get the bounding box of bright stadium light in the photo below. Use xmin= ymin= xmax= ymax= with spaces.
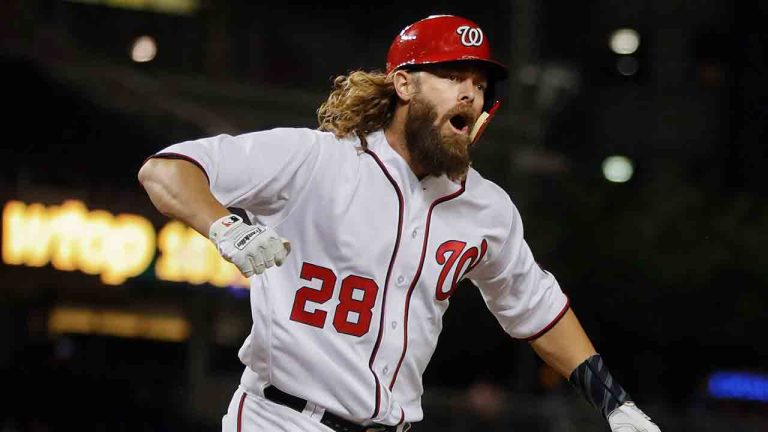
xmin=610 ymin=28 xmax=640 ymax=55
xmin=131 ymin=36 xmax=157 ymax=63
xmin=602 ymin=155 xmax=634 ymax=183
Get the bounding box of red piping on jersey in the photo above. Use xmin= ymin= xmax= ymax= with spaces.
xmin=389 ymin=182 xmax=466 ymax=390
xmin=147 ymin=152 xmax=211 ymax=184
xmin=522 ymin=297 xmax=571 ymax=341
xmin=237 ymin=391 xmax=247 ymax=432
xmin=364 ymin=148 xmax=405 ymax=420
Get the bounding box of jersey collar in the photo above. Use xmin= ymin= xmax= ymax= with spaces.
xmin=365 ymin=130 xmax=464 ymax=199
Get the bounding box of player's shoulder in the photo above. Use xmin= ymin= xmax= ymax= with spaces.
xmin=224 ymin=127 xmax=359 ymax=162
xmin=237 ymin=126 xmax=334 ymax=143
xmin=463 ymin=168 xmax=516 ymax=224
xmin=262 ymin=127 xmax=360 ymax=152
xmin=465 ymin=168 xmax=513 ymax=207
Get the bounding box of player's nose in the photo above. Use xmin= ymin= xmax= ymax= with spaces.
xmin=457 ymin=79 xmax=476 ymax=104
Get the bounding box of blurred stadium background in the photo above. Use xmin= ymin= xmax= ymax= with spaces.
xmin=1 ymin=0 xmax=767 ymax=430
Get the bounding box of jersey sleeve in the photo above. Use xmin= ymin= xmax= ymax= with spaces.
xmin=468 ymin=197 xmax=569 ymax=340
xmin=151 ymin=128 xmax=321 ymax=220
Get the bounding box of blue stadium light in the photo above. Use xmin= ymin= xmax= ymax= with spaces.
xmin=707 ymin=371 xmax=768 ymax=402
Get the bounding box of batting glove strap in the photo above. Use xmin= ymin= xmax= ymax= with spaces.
xmin=208 ymin=214 xmax=288 ymax=277
xmin=569 ymin=354 xmax=631 ymax=419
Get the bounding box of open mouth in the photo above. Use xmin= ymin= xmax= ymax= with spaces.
xmin=448 ymin=113 xmax=473 ymax=135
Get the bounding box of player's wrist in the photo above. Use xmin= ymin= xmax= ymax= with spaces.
xmin=569 ymin=353 xmax=631 ymax=419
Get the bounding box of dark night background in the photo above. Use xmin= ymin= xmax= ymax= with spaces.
xmin=1 ymin=0 xmax=767 ymax=430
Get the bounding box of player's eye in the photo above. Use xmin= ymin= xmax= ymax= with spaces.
xmin=476 ymin=83 xmax=487 ymax=91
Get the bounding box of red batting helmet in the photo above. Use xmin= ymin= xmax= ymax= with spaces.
xmin=386 ymin=15 xmax=508 ymax=81
xmin=386 ymin=15 xmax=507 ymax=143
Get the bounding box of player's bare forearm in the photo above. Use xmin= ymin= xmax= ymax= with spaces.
xmin=528 ymin=308 xmax=597 ymax=377
xmin=138 ymin=158 xmax=230 ymax=236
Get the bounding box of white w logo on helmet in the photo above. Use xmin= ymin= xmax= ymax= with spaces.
xmin=456 ymin=25 xmax=484 ymax=47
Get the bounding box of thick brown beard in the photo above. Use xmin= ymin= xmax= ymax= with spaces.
xmin=404 ymin=96 xmax=473 ymax=181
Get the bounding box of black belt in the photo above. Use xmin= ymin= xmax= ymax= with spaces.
xmin=263 ymin=385 xmax=408 ymax=432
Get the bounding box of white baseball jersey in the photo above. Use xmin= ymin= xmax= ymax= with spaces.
xmin=153 ymin=128 xmax=569 ymax=426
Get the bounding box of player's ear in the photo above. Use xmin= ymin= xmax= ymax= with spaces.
xmin=393 ymin=70 xmax=418 ymax=102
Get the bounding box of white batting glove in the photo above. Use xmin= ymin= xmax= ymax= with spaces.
xmin=208 ymin=214 xmax=291 ymax=277
xmin=607 ymin=402 xmax=661 ymax=432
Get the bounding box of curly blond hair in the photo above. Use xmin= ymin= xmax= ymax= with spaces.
xmin=317 ymin=70 xmax=398 ymax=144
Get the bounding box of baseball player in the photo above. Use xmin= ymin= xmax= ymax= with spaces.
xmin=139 ymin=15 xmax=661 ymax=432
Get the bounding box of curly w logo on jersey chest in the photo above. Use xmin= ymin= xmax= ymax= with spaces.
xmin=434 ymin=239 xmax=488 ymax=300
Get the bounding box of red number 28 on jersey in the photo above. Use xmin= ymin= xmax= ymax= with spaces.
xmin=289 ymin=262 xmax=379 ymax=337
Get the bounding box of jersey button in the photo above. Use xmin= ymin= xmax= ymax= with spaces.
xmin=391 ymin=321 xmax=398 ymax=329
xmin=382 ymin=366 xmax=389 ymax=375
xmin=411 ymin=229 xmax=418 ymax=239
xmin=397 ymin=275 xmax=405 ymax=285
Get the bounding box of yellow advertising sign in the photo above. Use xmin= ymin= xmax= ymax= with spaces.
xmin=49 ymin=306 xmax=190 ymax=342
xmin=2 ymin=200 xmax=248 ymax=289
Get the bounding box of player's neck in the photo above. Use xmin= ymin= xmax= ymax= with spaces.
xmin=384 ymin=120 xmax=428 ymax=180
